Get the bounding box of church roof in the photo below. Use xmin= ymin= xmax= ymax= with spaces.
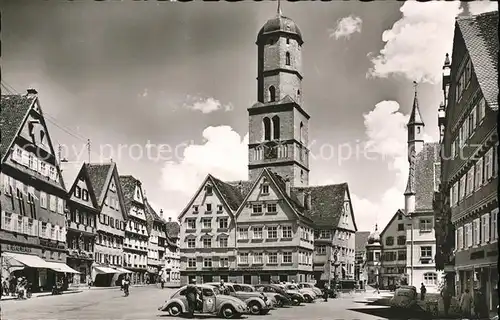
xmin=0 ymin=95 xmax=35 ymax=161
xmin=457 ymin=11 xmax=498 ymax=111
xmin=414 ymin=142 xmax=440 ymax=212
xmin=407 ymin=90 xmax=424 ymax=126
xmin=258 ymin=14 xmax=303 ymax=43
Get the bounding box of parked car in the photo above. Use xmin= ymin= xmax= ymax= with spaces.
xmin=234 ymin=284 xmax=280 ymax=308
xmin=298 ymin=283 xmax=322 ymax=296
xmin=158 ymin=284 xmax=248 ymax=319
xmin=283 ymin=283 xmax=316 ymax=303
xmin=205 ymin=283 xmax=272 ymax=315
xmin=390 ymin=285 xmax=418 ymax=310
xmin=254 ymin=284 xmax=301 ymax=306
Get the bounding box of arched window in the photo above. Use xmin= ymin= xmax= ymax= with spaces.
xmin=269 ymin=86 xmax=276 ymax=102
xmin=263 ymin=117 xmax=271 ymax=141
xmin=272 ymin=116 xmax=280 ymax=140
xmin=299 ymin=122 xmax=304 ymax=143
xmin=285 ymin=52 xmax=291 ymax=66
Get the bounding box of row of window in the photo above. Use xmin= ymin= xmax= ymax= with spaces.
xmin=315 ymin=245 xmax=354 ymax=257
xmin=99 ymin=213 xmax=126 ymax=231
xmin=97 ymin=234 xmax=124 ymax=249
xmin=455 ymin=57 xmax=472 ymax=104
xmin=450 ymin=145 xmax=497 ymax=207
xmin=382 ymin=250 xmax=407 ymax=261
xmin=455 ymin=209 xmax=498 ymax=250
xmin=11 ymin=145 xmax=58 ymax=181
xmin=384 ymin=235 xmax=407 ymax=246
xmin=67 ymin=234 xmax=94 ymax=252
xmin=94 ymin=252 xmax=122 ymax=266
xmin=238 ymin=225 xmax=293 ymax=240
xmin=103 ymin=194 xmax=121 ymax=212
xmin=185 ymin=217 xmax=228 ymax=230
xmin=123 ymin=237 xmax=148 ymax=249
xmin=187 ymin=235 xmax=228 ymax=249
xmin=453 ymin=97 xmax=487 ymax=152
xmin=1 ymin=211 xmax=66 ymax=241
xmin=68 ymin=208 xmax=96 ymax=228
xmin=3 ymin=174 xmax=65 ymax=217
xmin=251 ymin=202 xmax=278 ymax=214
xmin=127 ymin=219 xmax=148 ymax=234
xmin=125 ymin=253 xmax=147 ymax=266
xmin=191 ymin=203 xmax=223 ymax=214
xmin=73 ymin=186 xmax=89 ymax=201
xmin=238 ymin=251 xmax=293 ymax=265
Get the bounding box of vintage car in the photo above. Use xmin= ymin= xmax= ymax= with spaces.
xmin=390 ymin=285 xmax=418 ymax=310
xmin=205 ymin=283 xmax=272 ymax=315
xmin=158 ymin=284 xmax=248 ymax=319
xmin=298 ymin=282 xmax=322 ymax=296
xmin=234 ymin=284 xmax=279 ymax=307
xmin=236 ymin=283 xmax=291 ymax=308
xmin=254 ymin=284 xmax=298 ymax=306
xmin=281 ymin=283 xmax=316 ymax=303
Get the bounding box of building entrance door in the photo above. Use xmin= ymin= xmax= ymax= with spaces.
xmin=243 ymin=275 xmax=251 ymax=284
xmin=203 ymin=275 xmax=213 ymax=283
xmin=260 ymin=275 xmax=270 ymax=284
xmin=279 ymin=275 xmax=288 ymax=283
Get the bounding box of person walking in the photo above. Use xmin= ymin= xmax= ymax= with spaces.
xmin=460 ymin=288 xmax=473 ymax=318
xmin=440 ymin=283 xmax=452 ymax=317
xmin=122 ymin=276 xmax=130 ymax=297
xmin=420 ymin=283 xmax=427 ymax=301
xmin=323 ymin=282 xmax=329 ymax=302
xmin=185 ymin=279 xmax=201 ymax=318
xmin=473 ymin=287 xmax=488 ymax=319
xmin=160 ymin=277 xmax=165 ymax=290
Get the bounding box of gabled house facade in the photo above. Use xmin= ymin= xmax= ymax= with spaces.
xmin=379 ymin=209 xmax=408 ymax=289
xmin=86 ymin=163 xmax=128 ymax=287
xmin=434 ymin=11 xmax=498 ymax=314
xmin=354 ymin=231 xmax=370 ymax=286
xmin=164 ymin=216 xmax=181 ymax=287
xmin=1 ymin=89 xmax=75 ymax=292
xmin=145 ymin=199 xmax=165 ymax=283
xmin=179 ymin=175 xmax=248 ymax=285
xmin=60 ymin=161 xmax=100 ymax=287
xmin=234 ymin=169 xmax=315 ymax=284
xmin=119 ymin=175 xmax=149 ymax=285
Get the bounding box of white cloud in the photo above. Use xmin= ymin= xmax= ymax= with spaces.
xmin=468 ymin=1 xmax=498 ymax=15
xmin=350 ymin=100 xmax=435 ymax=231
xmin=329 ymin=15 xmax=363 ymax=40
xmin=160 ymin=126 xmax=248 ymax=217
xmin=183 ymin=96 xmax=233 ymax=113
xmin=367 ymin=2 xmax=463 ymax=84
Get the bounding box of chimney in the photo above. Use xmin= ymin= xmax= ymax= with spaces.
xmin=168 ymin=217 xmax=172 ymax=222
xmin=160 ymin=209 xmax=163 ymax=218
xmin=26 ymin=88 xmax=38 ymax=97
xmin=284 ymin=176 xmax=291 ymax=196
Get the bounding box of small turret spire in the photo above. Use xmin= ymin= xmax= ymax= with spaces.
xmin=277 ymin=0 xmax=282 ymax=17
xmin=407 ymin=81 xmax=424 ymax=126
xmin=443 ymin=53 xmax=450 ymax=67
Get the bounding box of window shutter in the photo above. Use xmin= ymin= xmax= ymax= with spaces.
xmin=483 ymin=214 xmax=490 ymax=243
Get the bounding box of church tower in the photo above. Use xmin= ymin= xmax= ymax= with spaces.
xmin=404 ymin=83 xmax=425 ymax=215
xmin=248 ymin=4 xmax=310 ymax=187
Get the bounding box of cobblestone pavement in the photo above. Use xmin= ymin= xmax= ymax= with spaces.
xmin=1 ymin=287 xmax=400 ymax=320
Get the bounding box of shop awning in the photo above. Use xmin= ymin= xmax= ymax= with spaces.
xmin=93 ymin=266 xmax=119 ymax=274
xmin=46 ymin=262 xmax=81 ymax=274
xmin=114 ymin=267 xmax=133 ymax=274
xmin=2 ymin=252 xmax=52 ymax=269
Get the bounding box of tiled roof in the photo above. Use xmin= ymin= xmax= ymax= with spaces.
xmin=415 ymin=142 xmax=440 ymax=212
xmin=145 ymin=199 xmax=163 ymax=222
xmin=211 ymin=176 xmax=249 ymax=211
xmin=119 ymin=175 xmax=140 ymax=213
xmin=165 ymin=221 xmax=180 ymax=239
xmin=85 ymin=163 xmax=113 ymax=204
xmin=355 ymin=231 xmax=371 ymax=252
xmin=294 ymin=183 xmax=348 ymax=227
xmin=457 ymin=11 xmax=498 ymax=110
xmin=0 ymin=95 xmax=34 ymax=161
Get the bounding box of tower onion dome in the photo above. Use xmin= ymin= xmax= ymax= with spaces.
xmin=367 ymin=224 xmax=381 ymax=244
xmin=257 ymin=15 xmax=303 ymax=44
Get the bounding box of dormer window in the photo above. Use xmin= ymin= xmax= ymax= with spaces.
xmin=217 ymin=205 xmax=223 ymax=213
xmin=75 ymin=186 xmax=82 ymax=198
xmin=193 ymin=205 xmax=199 ymax=214
xmin=206 ymin=203 xmax=212 ymax=212
xmin=82 ymin=189 xmax=89 ymax=201
xmin=205 ymin=185 xmax=213 ymax=196
xmin=262 ymin=184 xmax=269 ymax=195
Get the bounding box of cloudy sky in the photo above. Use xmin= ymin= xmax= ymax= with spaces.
xmin=2 ymin=0 xmax=497 ymax=231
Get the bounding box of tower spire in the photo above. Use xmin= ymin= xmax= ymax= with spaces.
xmin=277 ymin=0 xmax=282 ymax=16
xmin=408 ymin=81 xmax=424 ymax=126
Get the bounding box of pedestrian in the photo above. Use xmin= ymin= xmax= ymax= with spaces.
xmin=122 ymin=276 xmax=130 ymax=297
xmin=420 ymin=283 xmax=426 ymax=301
xmin=160 ymin=277 xmax=165 ymax=290
xmin=9 ymin=276 xmax=17 ymax=296
xmin=323 ymin=282 xmax=329 ymax=302
xmin=460 ymin=288 xmax=473 ymax=318
xmin=440 ymin=283 xmax=452 ymax=317
xmin=185 ymin=278 xmax=201 ymax=318
xmin=473 ymin=287 xmax=488 ymax=319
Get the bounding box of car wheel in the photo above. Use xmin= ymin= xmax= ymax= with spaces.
xmin=292 ymin=298 xmax=300 ymax=306
xmin=167 ymin=303 xmax=183 ymax=316
xmin=275 ymin=299 xmax=283 ymax=308
xmin=220 ymin=305 xmax=238 ymax=319
xmin=260 ymin=308 xmax=270 ymax=315
xmin=248 ymin=302 xmax=261 ymax=315
xmin=305 ymin=295 xmax=313 ymax=303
